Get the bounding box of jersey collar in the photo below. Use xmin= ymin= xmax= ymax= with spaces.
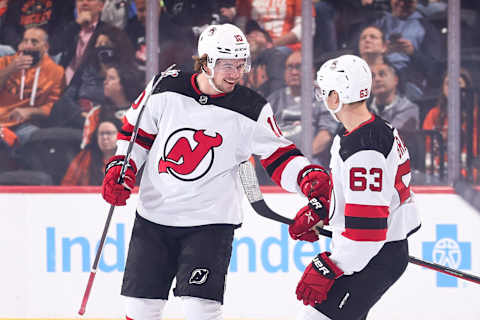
xmin=190 ymin=73 xmax=226 ymax=99
xmin=344 ymin=114 xmax=376 ymax=136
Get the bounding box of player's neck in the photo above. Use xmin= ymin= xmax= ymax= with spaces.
xmin=197 ymin=72 xmax=221 ymax=95
xmin=338 ymin=103 xmax=372 ymax=132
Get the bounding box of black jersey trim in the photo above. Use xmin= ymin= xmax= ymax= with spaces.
xmin=339 ymin=115 xmax=395 ymax=161
xmin=265 ymin=148 xmax=303 ymax=176
xmin=345 ymin=216 xmax=388 ymax=230
xmin=407 ymin=224 xmax=421 ymax=237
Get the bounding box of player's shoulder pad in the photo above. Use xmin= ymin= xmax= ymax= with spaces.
xmin=151 ymin=69 xmax=187 ymax=95
xmin=216 ymin=85 xmax=267 ymax=121
xmin=339 ymin=115 xmax=394 ymax=161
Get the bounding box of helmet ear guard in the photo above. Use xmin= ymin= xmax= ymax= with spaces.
xmin=316 ymin=55 xmax=372 ymax=119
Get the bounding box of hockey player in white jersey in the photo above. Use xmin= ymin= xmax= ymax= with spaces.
xmin=101 ymin=23 xmax=331 ymax=320
xmin=288 ymin=55 xmax=421 ymax=320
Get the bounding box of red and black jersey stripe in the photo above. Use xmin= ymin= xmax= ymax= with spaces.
xmin=117 ymin=118 xmax=156 ymax=150
xmin=260 ymin=144 xmax=303 ymax=186
xmin=342 ymin=203 xmax=389 ymax=241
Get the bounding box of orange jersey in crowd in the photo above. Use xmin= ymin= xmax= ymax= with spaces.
xmin=423 ymin=104 xmax=479 ymax=181
xmin=237 ymin=0 xmax=312 ymax=50
xmin=0 ymin=53 xmax=65 ymax=127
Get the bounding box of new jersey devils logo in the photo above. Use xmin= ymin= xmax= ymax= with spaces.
xmin=158 ymin=128 xmax=223 ymax=181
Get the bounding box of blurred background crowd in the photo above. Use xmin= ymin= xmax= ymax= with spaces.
xmin=0 ymin=0 xmax=478 ymax=186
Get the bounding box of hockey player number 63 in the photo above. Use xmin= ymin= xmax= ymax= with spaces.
xmin=350 ymin=167 xmax=382 ymax=192
xmin=350 ymin=161 xmax=411 ymax=204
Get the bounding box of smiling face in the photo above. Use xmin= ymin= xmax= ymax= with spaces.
xmin=212 ymin=58 xmax=247 ymax=93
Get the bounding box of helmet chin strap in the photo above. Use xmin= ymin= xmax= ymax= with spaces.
xmin=322 ymin=96 xmax=344 ymax=122
xmin=202 ymin=67 xmax=224 ymax=93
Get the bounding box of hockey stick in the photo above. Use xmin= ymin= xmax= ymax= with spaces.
xmin=238 ymin=161 xmax=480 ymax=285
xmin=78 ymin=65 xmax=176 ymax=316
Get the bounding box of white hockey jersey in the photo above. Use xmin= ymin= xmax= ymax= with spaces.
xmin=327 ymin=115 xmax=421 ymax=275
xmin=116 ymin=71 xmax=310 ymax=226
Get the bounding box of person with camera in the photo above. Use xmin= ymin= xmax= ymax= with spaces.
xmin=373 ymin=0 xmax=444 ymax=100
xmin=0 ymin=27 xmax=65 ymax=150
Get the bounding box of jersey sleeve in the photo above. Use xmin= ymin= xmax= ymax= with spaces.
xmin=115 ymin=76 xmax=162 ymax=169
xmin=250 ymin=103 xmax=310 ymax=192
xmin=330 ymin=149 xmax=394 ymax=274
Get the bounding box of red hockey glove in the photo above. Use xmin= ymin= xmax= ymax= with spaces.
xmin=289 ymin=196 xmax=329 ymax=242
xmin=296 ymin=252 xmax=344 ymax=306
xmin=102 ymin=155 xmax=137 ymax=206
xmin=298 ymin=165 xmax=330 ymax=200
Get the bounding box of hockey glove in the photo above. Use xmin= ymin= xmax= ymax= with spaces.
xmin=289 ymin=196 xmax=328 ymax=242
xmin=298 ymin=165 xmax=330 ymax=199
xmin=102 ymin=155 xmax=137 ymax=206
xmin=296 ymin=252 xmax=343 ymax=306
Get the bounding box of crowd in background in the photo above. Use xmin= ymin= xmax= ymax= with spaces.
xmin=0 ymin=0 xmax=479 ymax=186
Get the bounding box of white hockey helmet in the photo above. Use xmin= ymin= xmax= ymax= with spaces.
xmin=197 ymin=23 xmax=251 ymax=73
xmin=316 ymin=54 xmax=372 ymax=118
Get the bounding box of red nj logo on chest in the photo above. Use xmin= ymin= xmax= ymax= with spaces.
xmin=158 ymin=129 xmax=223 ymax=181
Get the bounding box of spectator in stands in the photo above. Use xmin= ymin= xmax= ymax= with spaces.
xmin=126 ymin=0 xmax=198 ymax=72
xmin=370 ymin=60 xmax=419 ymax=131
xmin=50 ymin=0 xmax=108 ymax=85
xmin=218 ymin=0 xmax=237 ymax=24
xmin=423 ymin=69 xmax=479 ymax=182
xmin=0 ymin=27 xmax=65 ymax=148
xmin=242 ymin=56 xmax=270 ymax=98
xmin=101 ymin=0 xmax=133 ymax=29
xmin=49 ymin=25 xmax=135 ymax=129
xmin=125 ymin=0 xmax=147 ymax=69
xmin=358 ymin=25 xmax=387 ymax=68
xmin=267 ymin=50 xmax=338 ymax=166
xmin=81 ymin=63 xmax=143 ymax=149
xmin=237 ymin=0 xmax=314 ymax=51
xmin=62 ymin=117 xmax=122 ymax=185
xmin=0 ymin=0 xmax=75 ymax=50
xmin=245 ymin=21 xmax=288 ymax=97
xmin=316 ymin=0 xmax=388 ymax=54
xmin=374 ymin=0 xmax=444 ymax=100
